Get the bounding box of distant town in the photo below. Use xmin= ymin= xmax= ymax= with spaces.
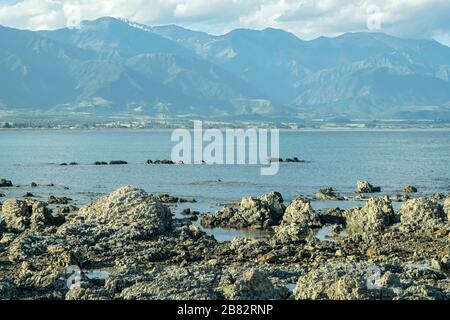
xmin=1 ymin=118 xmax=450 ymax=130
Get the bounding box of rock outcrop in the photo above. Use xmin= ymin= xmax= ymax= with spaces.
xmin=74 ymin=186 xmax=173 ymax=240
xmin=398 ymin=198 xmax=447 ymax=231
xmin=1 ymin=199 xmax=65 ymax=232
xmin=200 ymin=192 xmax=285 ymax=229
xmin=344 ymin=197 xmax=395 ymax=235
xmin=356 ymin=180 xmax=381 ymax=194
xmin=274 ymin=197 xmax=321 ymax=243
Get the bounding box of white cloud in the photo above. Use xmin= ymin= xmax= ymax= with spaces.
xmin=0 ymin=0 xmax=449 ymax=45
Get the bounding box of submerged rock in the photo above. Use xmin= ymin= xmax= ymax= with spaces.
xmin=344 ymin=197 xmax=395 ymax=235
xmin=48 ymin=196 xmax=71 ymax=205
xmin=315 ymin=188 xmax=345 ymax=201
xmin=0 ymin=179 xmax=13 ymax=187
xmin=404 ymin=186 xmax=418 ymax=193
xmin=201 ymin=192 xmax=285 ymax=229
xmin=356 ymin=180 xmax=381 ymax=194
xmin=109 ymin=161 xmax=128 ymax=165
xmin=398 ymin=198 xmax=447 ymax=231
xmin=158 ymin=194 xmax=194 ymax=204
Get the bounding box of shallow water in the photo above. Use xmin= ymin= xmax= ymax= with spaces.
xmin=1 ymin=129 xmax=449 ymax=241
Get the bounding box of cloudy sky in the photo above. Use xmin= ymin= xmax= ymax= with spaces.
xmin=1 ymin=0 xmax=450 ymax=45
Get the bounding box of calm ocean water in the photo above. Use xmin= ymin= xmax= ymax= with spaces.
xmin=1 ymin=129 xmax=449 ymax=226
xmin=1 ymin=129 xmax=449 ymax=240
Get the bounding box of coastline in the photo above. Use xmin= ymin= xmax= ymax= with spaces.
xmin=0 ymin=182 xmax=449 ymax=300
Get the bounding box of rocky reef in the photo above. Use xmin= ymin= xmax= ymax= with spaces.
xmin=0 ymin=185 xmax=449 ymax=300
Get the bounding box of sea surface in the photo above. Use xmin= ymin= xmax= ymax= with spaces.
xmin=1 ymin=129 xmax=449 ymax=241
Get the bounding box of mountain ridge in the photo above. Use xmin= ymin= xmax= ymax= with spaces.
xmin=1 ymin=17 xmax=450 ymax=120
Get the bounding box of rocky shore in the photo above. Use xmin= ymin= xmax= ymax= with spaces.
xmin=0 ymin=182 xmax=449 ymax=300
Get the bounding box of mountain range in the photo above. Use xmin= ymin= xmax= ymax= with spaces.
xmin=1 ymin=17 xmax=450 ymax=121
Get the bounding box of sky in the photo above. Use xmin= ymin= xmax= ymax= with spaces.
xmin=1 ymin=0 xmax=450 ymax=45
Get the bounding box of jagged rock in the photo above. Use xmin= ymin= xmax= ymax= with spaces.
xmin=1 ymin=199 xmax=32 ymax=231
xmin=29 ymin=202 xmax=63 ymax=230
xmin=0 ymin=179 xmax=13 ymax=187
xmin=356 ymin=180 xmax=381 ymax=193
xmin=201 ymin=192 xmax=285 ymax=229
xmin=344 ymin=197 xmax=395 ymax=234
xmin=404 ymin=186 xmax=418 ymax=193
xmin=315 ymin=187 xmax=345 ymax=201
xmin=31 ymin=182 xmax=38 ymax=188
xmin=399 ymin=198 xmax=447 ymax=231
xmin=1 ymin=199 xmax=65 ymax=232
xmin=273 ymin=197 xmax=321 ymax=243
xmin=282 ymin=197 xmax=320 ymax=226
xmin=219 ymin=268 xmax=288 ymax=300
xmin=273 ymin=223 xmax=311 ymax=243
